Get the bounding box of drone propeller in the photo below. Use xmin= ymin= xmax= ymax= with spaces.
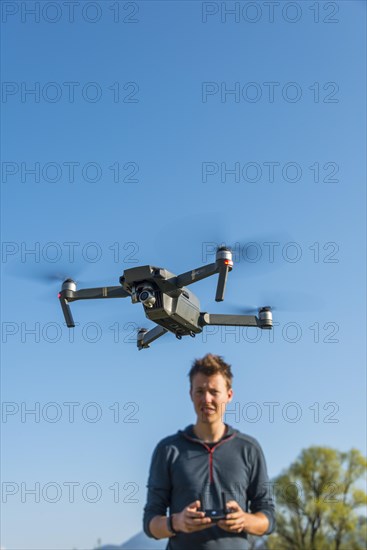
xmin=6 ymin=257 xmax=121 ymax=297
xmin=155 ymin=212 xmax=294 ymax=277
xmin=242 ymin=305 xmax=271 ymax=314
xmin=6 ymin=256 xmax=88 ymax=285
xmin=214 ymin=232 xmax=294 ymax=272
xmin=227 ymin=290 xmax=323 ymax=314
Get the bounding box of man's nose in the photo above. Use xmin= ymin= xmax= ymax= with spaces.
xmin=202 ymin=392 xmax=213 ymax=402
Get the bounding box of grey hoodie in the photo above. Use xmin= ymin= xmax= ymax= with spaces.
xmin=143 ymin=424 xmax=275 ymax=549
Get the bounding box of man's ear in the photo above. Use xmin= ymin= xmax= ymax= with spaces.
xmin=227 ymin=388 xmax=233 ymax=402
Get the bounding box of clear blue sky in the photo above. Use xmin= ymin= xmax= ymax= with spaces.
xmin=1 ymin=1 xmax=366 ymax=548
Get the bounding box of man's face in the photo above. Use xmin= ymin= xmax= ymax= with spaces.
xmin=190 ymin=373 xmax=233 ymax=424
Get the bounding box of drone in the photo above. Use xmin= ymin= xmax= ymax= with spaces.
xmin=58 ymin=246 xmax=273 ymax=350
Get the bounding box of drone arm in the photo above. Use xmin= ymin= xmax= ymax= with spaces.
xmin=199 ymin=313 xmax=261 ymax=328
xmin=176 ymin=248 xmax=233 ymax=302
xmin=69 ymin=286 xmax=130 ymax=301
xmin=58 ymin=285 xmax=130 ymax=328
xmin=137 ymin=326 xmax=168 ymax=350
xmin=175 ymin=263 xmax=218 ymax=288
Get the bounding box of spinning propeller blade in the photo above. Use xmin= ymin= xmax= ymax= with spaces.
xmin=7 ymin=257 xmax=87 ymax=285
xmin=227 ymin=290 xmax=322 ymax=314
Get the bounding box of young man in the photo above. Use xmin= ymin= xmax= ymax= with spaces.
xmin=143 ymin=354 xmax=275 ymax=549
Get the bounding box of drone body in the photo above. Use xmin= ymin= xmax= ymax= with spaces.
xmin=58 ymin=247 xmax=273 ymax=349
xmin=123 ymin=265 xmax=202 ymax=337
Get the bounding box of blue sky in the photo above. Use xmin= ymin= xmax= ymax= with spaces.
xmin=1 ymin=1 xmax=366 ymax=548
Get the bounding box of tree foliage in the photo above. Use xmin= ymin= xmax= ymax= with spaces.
xmin=266 ymin=447 xmax=367 ymax=550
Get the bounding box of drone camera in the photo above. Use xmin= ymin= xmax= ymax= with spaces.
xmin=138 ymin=285 xmax=156 ymax=308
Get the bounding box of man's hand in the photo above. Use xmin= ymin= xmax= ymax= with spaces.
xmin=217 ymin=500 xmax=246 ymax=533
xmin=173 ymin=500 xmax=213 ymax=533
xmin=217 ymin=501 xmax=270 ymax=536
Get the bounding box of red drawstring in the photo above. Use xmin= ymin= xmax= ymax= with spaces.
xmin=183 ymin=433 xmax=235 ymax=483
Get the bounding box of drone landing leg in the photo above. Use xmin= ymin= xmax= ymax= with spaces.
xmin=137 ymin=326 xmax=169 ymax=350
xmin=59 ymin=297 xmax=75 ymax=328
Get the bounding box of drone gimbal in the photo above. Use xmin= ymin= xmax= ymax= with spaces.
xmin=58 ymin=246 xmax=273 ymax=350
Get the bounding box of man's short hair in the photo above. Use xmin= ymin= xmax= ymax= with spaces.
xmin=189 ymin=353 xmax=233 ymax=390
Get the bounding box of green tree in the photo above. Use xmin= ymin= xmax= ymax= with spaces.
xmin=266 ymin=447 xmax=367 ymax=550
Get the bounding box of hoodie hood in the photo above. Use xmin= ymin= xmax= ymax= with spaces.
xmin=178 ymin=423 xmax=238 ymax=443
